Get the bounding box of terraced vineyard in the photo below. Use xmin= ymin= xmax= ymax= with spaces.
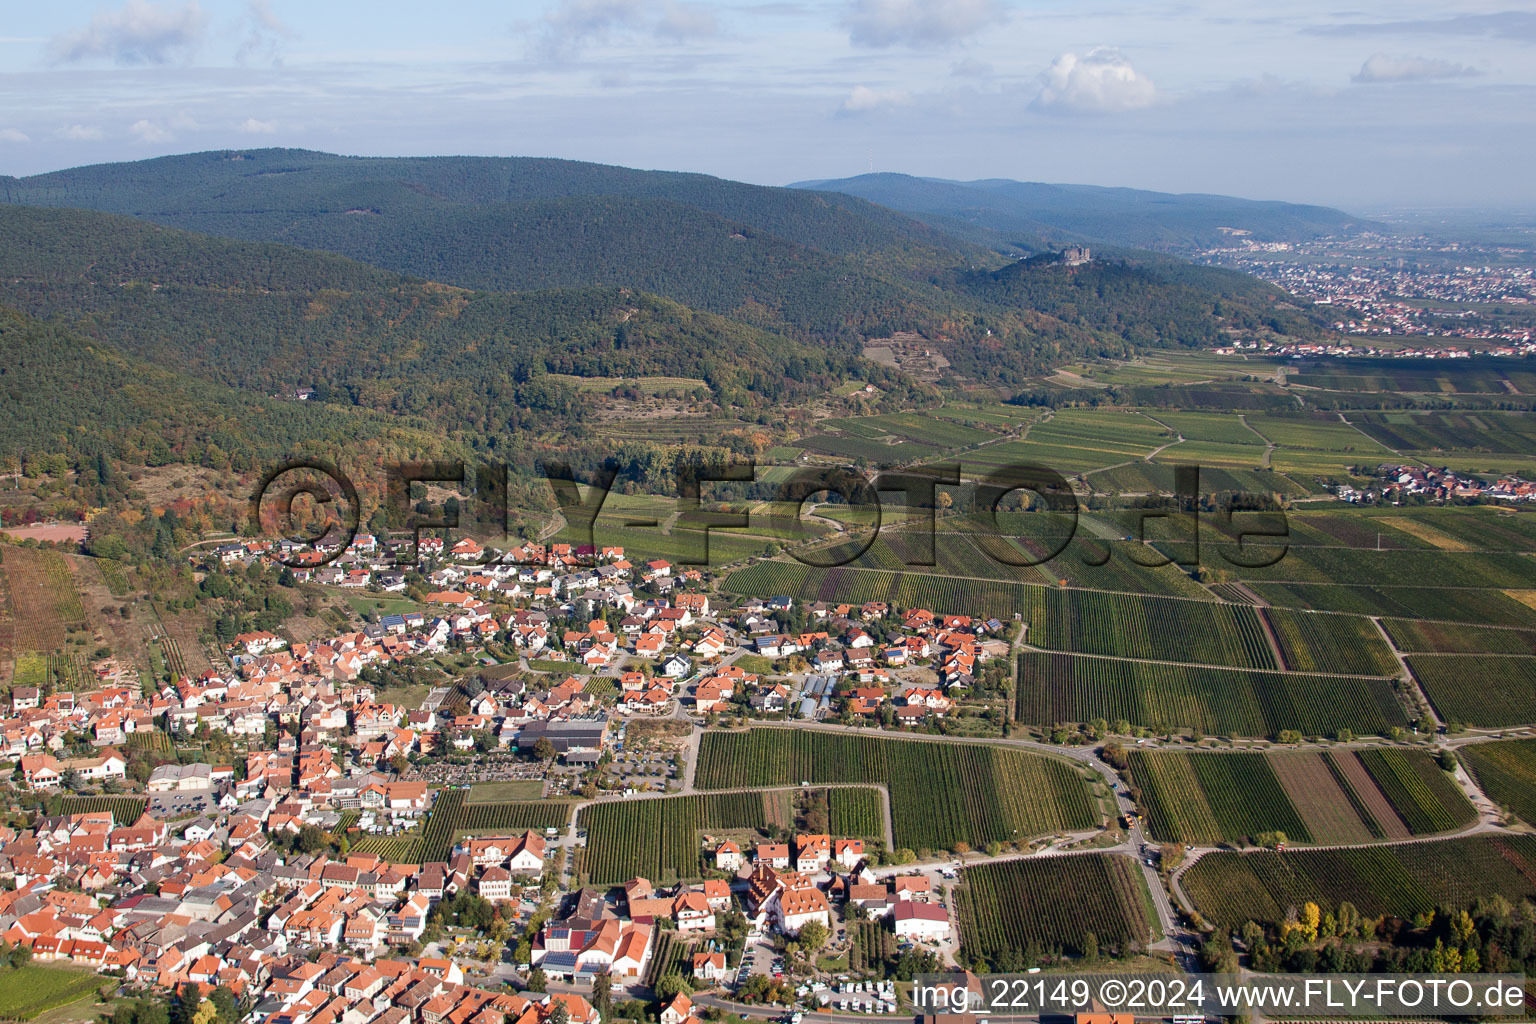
xmin=695 ymin=729 xmax=1096 ymax=853
xmin=957 ymin=855 xmax=1152 ymax=965
xmin=1016 ymin=652 xmax=1408 ymax=737
xmin=1407 ymin=655 xmax=1536 ymax=727
xmin=580 ymin=792 xmax=775 ymax=885
xmin=1126 ymin=748 xmax=1473 ymax=845
xmin=1460 ymin=740 xmax=1536 ymax=825
xmin=1182 ymin=834 xmax=1536 ymax=929
xmin=1260 ymin=608 xmax=1399 ymax=676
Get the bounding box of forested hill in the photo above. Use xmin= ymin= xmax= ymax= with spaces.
xmin=0 ymin=151 xmax=1339 ymax=388
xmin=793 ymin=173 xmax=1375 ymax=251
xmin=0 ymin=304 xmax=460 ymax=472
xmin=1 ymin=148 xmax=963 ymax=261
xmin=0 ymin=149 xmax=976 ymax=346
xmin=0 ymin=206 xmax=919 ymax=428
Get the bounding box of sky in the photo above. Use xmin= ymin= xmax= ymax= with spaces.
xmin=2 ymin=1 xmax=1536 ymax=212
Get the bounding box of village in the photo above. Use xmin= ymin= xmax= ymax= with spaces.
xmin=0 ymin=531 xmax=1029 ymax=1024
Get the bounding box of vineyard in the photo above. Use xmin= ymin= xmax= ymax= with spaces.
xmin=55 ymin=795 xmax=148 ymax=822
xmin=643 ymin=931 xmax=693 ymax=988
xmin=1460 ymin=740 xmax=1536 ymax=826
xmin=97 ymin=558 xmax=132 ymax=597
xmin=826 ymin=787 xmax=886 ymax=840
xmin=1126 ymin=748 xmax=1472 ymax=845
xmin=695 ymin=729 xmax=1096 ymax=853
xmin=1182 ymin=834 xmax=1536 ymax=929
xmin=1260 ymin=608 xmax=1399 ymax=676
xmin=399 ymin=790 xmax=572 ymax=863
xmin=957 ymin=855 xmax=1151 ymax=965
xmin=414 ymin=788 xmax=464 ymax=863
xmin=1026 ymin=590 xmax=1276 ymax=668
xmin=3 ymin=545 xmax=85 ymax=653
xmin=1015 ymin=652 xmax=1408 ymax=737
xmin=1250 ymin=582 xmax=1536 ymax=628
xmin=1407 ymin=655 xmax=1536 ymax=727
xmin=1383 ymin=618 xmax=1536 ymax=656
xmin=579 ymin=792 xmax=775 ymax=885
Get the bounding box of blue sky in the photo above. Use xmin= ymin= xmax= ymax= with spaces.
xmin=3 ymin=0 xmax=1535 ymax=211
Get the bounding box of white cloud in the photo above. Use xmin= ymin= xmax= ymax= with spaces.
xmin=536 ymin=0 xmax=644 ymax=56
xmin=840 ymin=85 xmax=913 ymax=114
xmin=0 ymin=129 xmax=29 ymax=144
xmin=59 ymin=124 xmax=105 ymax=141
xmin=49 ymin=0 xmax=206 ymax=65
xmin=237 ymin=0 xmax=298 ymax=65
xmin=1034 ymin=48 xmax=1157 ymax=115
xmin=131 ymin=119 xmax=173 ymax=143
xmin=1352 ymin=53 xmax=1480 ymax=84
xmin=844 ymin=0 xmax=1003 ymax=48
xmin=238 ymin=117 xmax=278 ymax=134
xmin=533 ymin=0 xmax=716 ymax=56
xmin=655 ymin=2 xmax=718 ymax=41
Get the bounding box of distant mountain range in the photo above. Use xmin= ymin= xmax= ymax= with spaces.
xmin=792 ymin=173 xmax=1377 ymax=252
xmin=0 ymin=150 xmax=1342 ymax=474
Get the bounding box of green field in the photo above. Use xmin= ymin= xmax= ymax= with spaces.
xmin=466 ymin=780 xmax=547 ymax=802
xmin=1016 ymin=652 xmax=1407 ymax=738
xmin=580 ymin=792 xmax=777 ymax=885
xmin=1383 ymin=618 xmax=1536 ymax=655
xmin=1127 ymin=748 xmax=1472 ymax=845
xmin=1260 ymin=608 xmax=1399 ymax=676
xmin=0 ymin=965 xmax=105 ymax=1021
xmin=957 ymin=855 xmax=1152 ymax=966
xmin=1407 ymin=655 xmax=1536 ymax=727
xmin=695 ymin=729 xmax=1096 ymax=853
xmin=55 ymin=795 xmax=148 ymax=822
xmin=1182 ymin=834 xmax=1536 ymax=929
xmin=1461 ymin=740 xmax=1536 ymax=825
xmin=826 ymin=786 xmax=886 ymax=840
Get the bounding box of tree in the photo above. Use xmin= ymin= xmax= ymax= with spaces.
xmin=592 ymin=973 xmax=613 ymax=1022
xmin=533 ymin=737 xmax=557 ymax=762
xmin=209 ymin=987 xmax=239 ymax=1024
xmin=548 ymin=1001 xmax=570 ymax=1024
xmin=525 ymin=968 xmax=548 ymax=993
xmin=655 ymin=974 xmax=693 ymax=1002
xmin=798 ymin=920 xmax=828 ymax=953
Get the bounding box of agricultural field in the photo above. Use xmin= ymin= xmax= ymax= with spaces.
xmin=447 ymin=799 xmax=570 ymax=835
xmin=1348 ymin=409 xmax=1536 ymax=454
xmin=466 ymin=780 xmax=546 ymax=802
xmin=956 ymin=855 xmax=1152 ymax=965
xmin=55 ymin=795 xmax=148 ymax=822
xmin=1256 ymin=547 xmax=1536 ymax=590
xmin=1026 ymin=590 xmax=1278 ymax=669
xmin=723 ymin=559 xmax=1043 ymax=622
xmin=1459 ymin=740 xmax=1536 ymax=826
xmin=1407 ymin=655 xmax=1536 ymax=727
xmin=2 ymin=544 xmax=85 ymax=654
xmin=579 ymin=792 xmax=777 ymax=885
xmin=825 ymin=786 xmax=885 ymax=840
xmin=1249 ymin=582 xmax=1536 ymax=628
xmin=1182 ymin=834 xmax=1536 ymax=929
xmin=695 ymin=729 xmax=1096 ymax=853
xmin=0 ymin=964 xmax=106 ymax=1022
xmin=1126 ymin=748 xmax=1472 ymax=845
xmin=1382 ymin=618 xmax=1536 ymax=655
xmin=1260 ymin=608 xmax=1399 ymax=676
xmin=1016 ymin=652 xmax=1408 ymax=738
